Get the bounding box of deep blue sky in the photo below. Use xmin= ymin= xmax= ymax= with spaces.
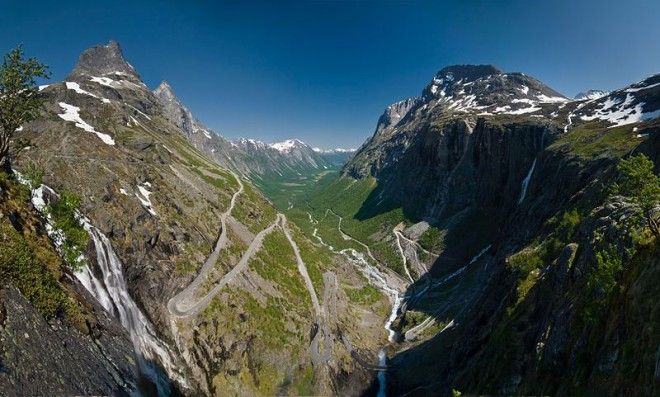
xmin=1 ymin=1 xmax=659 ymax=149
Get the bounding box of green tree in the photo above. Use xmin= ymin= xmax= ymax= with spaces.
xmin=613 ymin=154 xmax=660 ymax=236
xmin=0 ymin=45 xmax=49 ymax=168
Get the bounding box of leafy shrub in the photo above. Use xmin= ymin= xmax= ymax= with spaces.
xmin=583 ymin=246 xmax=623 ymax=324
xmin=612 ymin=154 xmax=660 ymax=236
xmin=47 ymin=191 xmax=88 ymax=271
xmin=0 ymin=222 xmax=67 ymax=318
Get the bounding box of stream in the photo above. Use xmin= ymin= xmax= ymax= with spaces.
xmin=309 ymin=211 xmax=404 ymax=396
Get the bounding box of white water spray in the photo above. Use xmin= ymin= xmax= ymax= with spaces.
xmin=25 ymin=181 xmax=185 ymax=395
xmin=376 ymin=348 xmax=387 ymax=397
xmin=78 ymin=219 xmax=186 ymax=394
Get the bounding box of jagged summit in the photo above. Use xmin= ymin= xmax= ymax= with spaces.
xmin=154 ymin=81 xmax=175 ymax=97
xmin=153 ymin=80 xmax=200 ymax=137
xmin=68 ymin=41 xmax=141 ymax=82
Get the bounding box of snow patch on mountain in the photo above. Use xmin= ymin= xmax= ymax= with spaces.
xmin=578 ymin=91 xmax=659 ymax=127
xmin=65 ymin=82 xmax=111 ymax=103
xmin=269 ymin=139 xmax=305 ymax=153
xmin=135 ymin=182 xmax=157 ymax=216
xmin=90 ymin=76 xmax=115 ymax=88
xmin=57 ymin=102 xmax=115 ymax=145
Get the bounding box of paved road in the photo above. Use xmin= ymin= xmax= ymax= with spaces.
xmin=167 ymin=172 xmax=244 ymax=317
xmin=169 ymin=214 xmax=282 ymax=317
xmin=394 ymin=230 xmax=415 ymax=283
xmin=281 ymin=216 xmax=321 ymax=315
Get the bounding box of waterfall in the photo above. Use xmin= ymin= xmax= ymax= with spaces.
xmin=376 ymin=348 xmax=387 ymax=397
xmin=77 ymin=218 xmax=186 ymax=395
xmin=23 ymin=181 xmax=184 ymax=395
xmin=518 ymin=159 xmax=537 ymax=204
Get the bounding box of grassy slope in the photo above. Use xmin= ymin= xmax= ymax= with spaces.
xmin=0 ymin=171 xmax=90 ymax=333
xmin=257 ymin=167 xmax=408 ymax=275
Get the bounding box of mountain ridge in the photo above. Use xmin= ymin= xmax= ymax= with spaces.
xmin=8 ymin=40 xmax=391 ymax=395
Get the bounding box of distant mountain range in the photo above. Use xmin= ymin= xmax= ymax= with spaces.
xmin=154 ymin=81 xmax=355 ymax=176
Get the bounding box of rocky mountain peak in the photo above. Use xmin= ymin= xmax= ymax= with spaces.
xmin=153 ymin=80 xmax=196 ymax=136
xmin=68 ymin=41 xmax=141 ymax=82
xmin=376 ymin=97 xmax=420 ymax=135
xmin=421 ymin=64 xmax=568 ymax=115
xmin=154 ymin=81 xmax=176 ymax=98
xmin=434 ymin=64 xmax=502 ymax=83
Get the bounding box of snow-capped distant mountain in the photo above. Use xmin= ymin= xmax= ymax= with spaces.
xmin=233 ymin=137 xmax=332 ymax=174
xmin=312 ymin=147 xmax=357 ymax=166
xmin=269 ymin=139 xmax=306 ymax=153
xmin=312 ymin=147 xmax=357 ymax=154
xmin=574 ymin=89 xmax=609 ymax=101
xmin=154 ymin=83 xmax=334 ymax=176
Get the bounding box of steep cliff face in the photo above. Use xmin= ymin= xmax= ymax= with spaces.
xmin=389 ymin=144 xmax=659 ymax=395
xmin=314 ymin=65 xmax=659 ymax=395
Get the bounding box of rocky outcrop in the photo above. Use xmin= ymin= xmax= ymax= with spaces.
xmin=374 ymin=97 xmax=420 ymax=136
xmin=0 ymin=287 xmax=138 ymax=395
xmin=68 ymin=40 xmax=141 ymax=83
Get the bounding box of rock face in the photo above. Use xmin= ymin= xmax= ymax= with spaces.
xmin=153 ymin=81 xmax=335 ymax=176
xmin=375 ymin=97 xmax=420 ymax=136
xmin=153 ymin=81 xmax=198 ymax=136
xmin=68 ymin=40 xmax=141 ymax=82
xmin=330 ymin=64 xmax=660 ymax=395
xmin=0 ymin=287 xmax=138 ymax=395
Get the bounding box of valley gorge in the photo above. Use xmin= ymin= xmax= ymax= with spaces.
xmin=0 ymin=39 xmax=658 ymax=397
